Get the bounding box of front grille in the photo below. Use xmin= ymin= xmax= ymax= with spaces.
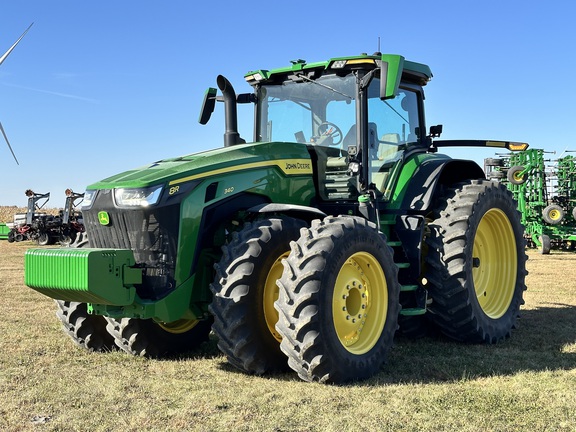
xmin=84 ymin=190 xmax=180 ymax=300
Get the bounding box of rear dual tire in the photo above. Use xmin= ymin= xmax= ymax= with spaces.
xmin=425 ymin=180 xmax=527 ymax=343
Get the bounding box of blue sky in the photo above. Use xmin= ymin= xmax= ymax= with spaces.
xmin=1 ymin=1 xmax=575 ymax=207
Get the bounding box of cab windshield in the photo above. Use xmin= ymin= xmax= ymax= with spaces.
xmin=255 ymin=72 xmax=421 ymax=200
xmin=256 ymin=74 xmax=356 ymax=146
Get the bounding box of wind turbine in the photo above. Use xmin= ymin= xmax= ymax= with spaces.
xmin=0 ymin=23 xmax=33 ymax=165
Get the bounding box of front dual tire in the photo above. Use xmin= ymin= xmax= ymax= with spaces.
xmin=209 ymin=217 xmax=305 ymax=374
xmin=275 ymin=216 xmax=400 ymax=383
xmin=56 ymin=300 xmax=212 ymax=356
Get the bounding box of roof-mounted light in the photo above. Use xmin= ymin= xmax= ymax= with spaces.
xmin=330 ymin=58 xmax=377 ymax=69
xmin=346 ymin=59 xmax=376 ymax=66
xmin=245 ymin=72 xmax=264 ymax=83
xmin=507 ymin=142 xmax=529 ymax=151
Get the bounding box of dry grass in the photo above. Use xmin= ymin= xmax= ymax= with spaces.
xmin=0 ymin=206 xmax=25 ymax=223
xmin=1 ymin=241 xmax=576 ymax=431
xmin=0 ymin=206 xmax=61 ymax=224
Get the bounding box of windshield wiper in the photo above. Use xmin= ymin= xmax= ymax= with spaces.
xmin=296 ymin=73 xmax=353 ymax=100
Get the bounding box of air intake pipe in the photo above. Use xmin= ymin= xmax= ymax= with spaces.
xmin=217 ymin=75 xmax=245 ymax=147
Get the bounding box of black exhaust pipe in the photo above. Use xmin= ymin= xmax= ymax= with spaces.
xmin=217 ymin=75 xmax=245 ymax=147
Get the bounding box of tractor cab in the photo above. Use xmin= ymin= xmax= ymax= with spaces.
xmin=202 ymin=54 xmax=432 ymax=206
xmin=246 ymin=55 xmax=430 ymax=204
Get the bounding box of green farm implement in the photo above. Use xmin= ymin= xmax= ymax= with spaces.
xmin=486 ymin=149 xmax=576 ymax=253
xmin=25 ymin=53 xmax=528 ymax=383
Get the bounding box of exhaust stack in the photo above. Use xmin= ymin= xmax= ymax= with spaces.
xmin=217 ymin=75 xmax=245 ymax=147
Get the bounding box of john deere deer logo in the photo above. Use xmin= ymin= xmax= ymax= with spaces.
xmin=98 ymin=211 xmax=110 ymax=226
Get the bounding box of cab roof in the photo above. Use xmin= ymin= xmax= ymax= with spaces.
xmin=244 ymin=53 xmax=432 ymax=87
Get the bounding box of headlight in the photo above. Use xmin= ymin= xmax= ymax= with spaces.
xmin=114 ymin=185 xmax=163 ymax=207
xmin=81 ymin=190 xmax=97 ymax=209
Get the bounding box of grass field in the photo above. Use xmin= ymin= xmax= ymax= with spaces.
xmin=1 ymin=240 xmax=575 ymax=432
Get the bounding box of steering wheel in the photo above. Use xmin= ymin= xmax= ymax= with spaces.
xmin=317 ymin=122 xmax=343 ymax=146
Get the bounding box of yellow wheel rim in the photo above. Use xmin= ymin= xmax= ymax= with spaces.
xmin=549 ymin=209 xmax=561 ymax=221
xmin=332 ymin=252 xmax=388 ymax=354
xmin=263 ymin=252 xmax=289 ymax=342
xmin=513 ymin=171 xmax=524 ymax=182
xmin=472 ymin=208 xmax=517 ymax=319
xmin=157 ymin=318 xmax=199 ymax=334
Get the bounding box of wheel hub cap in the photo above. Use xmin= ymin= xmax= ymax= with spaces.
xmin=472 ymin=208 xmax=517 ymax=319
xmin=332 ymin=252 xmax=388 ymax=354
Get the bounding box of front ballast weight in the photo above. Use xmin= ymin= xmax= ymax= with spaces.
xmin=25 ymin=248 xmax=141 ymax=306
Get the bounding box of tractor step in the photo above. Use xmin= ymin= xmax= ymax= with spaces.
xmin=387 ymin=240 xmax=402 ymax=247
xmin=380 ymin=218 xmax=396 ymax=225
xmin=400 ymin=307 xmax=427 ymax=316
xmin=400 ymin=284 xmax=419 ymax=292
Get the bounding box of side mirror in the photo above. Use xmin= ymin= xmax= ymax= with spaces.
xmin=198 ymin=87 xmax=217 ymax=125
xmin=379 ymin=55 xmax=405 ymax=100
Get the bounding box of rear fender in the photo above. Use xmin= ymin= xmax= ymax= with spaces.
xmin=400 ymin=159 xmax=485 ymax=213
xmin=392 ymin=159 xmax=484 ymax=281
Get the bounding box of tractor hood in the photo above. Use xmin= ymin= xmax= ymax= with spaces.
xmin=87 ymin=141 xmax=313 ymax=190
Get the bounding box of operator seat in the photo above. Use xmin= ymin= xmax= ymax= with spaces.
xmin=372 ymin=132 xmax=402 ymax=193
xmin=341 ymin=123 xmax=379 ymax=150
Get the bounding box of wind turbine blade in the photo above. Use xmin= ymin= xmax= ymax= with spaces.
xmin=0 ymin=121 xmax=19 ymax=165
xmin=0 ymin=22 xmax=34 ymax=66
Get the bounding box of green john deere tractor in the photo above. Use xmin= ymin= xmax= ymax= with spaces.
xmin=25 ymin=53 xmax=528 ymax=383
